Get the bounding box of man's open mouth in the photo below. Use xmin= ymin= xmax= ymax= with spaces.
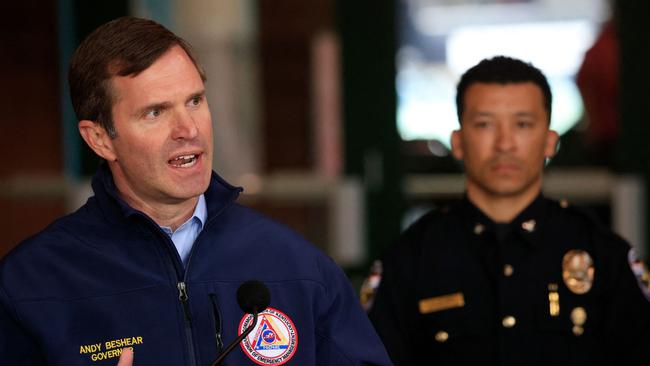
xmin=169 ymin=154 xmax=199 ymax=168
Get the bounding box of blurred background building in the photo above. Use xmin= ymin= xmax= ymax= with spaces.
xmin=1 ymin=0 xmax=649 ymax=286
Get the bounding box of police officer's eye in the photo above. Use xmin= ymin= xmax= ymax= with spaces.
xmin=473 ymin=121 xmax=490 ymax=128
xmin=517 ymin=121 xmax=533 ymax=128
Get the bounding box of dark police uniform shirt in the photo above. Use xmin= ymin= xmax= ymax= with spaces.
xmin=368 ymin=194 xmax=650 ymax=366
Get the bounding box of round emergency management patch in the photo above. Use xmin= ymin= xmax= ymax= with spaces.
xmin=239 ymin=307 xmax=298 ymax=365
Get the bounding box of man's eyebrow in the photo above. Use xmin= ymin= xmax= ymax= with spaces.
xmin=469 ymin=111 xmax=537 ymax=118
xmin=133 ymin=89 xmax=206 ymax=117
xmin=187 ymin=89 xmax=206 ymax=101
xmin=134 ymin=101 xmax=172 ymax=117
xmin=514 ymin=111 xmax=536 ymax=118
xmin=468 ymin=111 xmax=494 ymax=118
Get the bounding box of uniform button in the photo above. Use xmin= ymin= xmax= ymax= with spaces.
xmin=473 ymin=223 xmax=485 ymax=235
xmin=434 ymin=331 xmax=449 ymax=343
xmin=502 ymin=315 xmax=516 ymax=328
xmin=571 ymin=306 xmax=587 ymax=336
xmin=503 ymin=264 xmax=514 ymax=277
xmin=560 ymin=199 xmax=569 ymax=208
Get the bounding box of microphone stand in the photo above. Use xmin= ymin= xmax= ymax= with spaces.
xmin=210 ymin=309 xmax=260 ymax=366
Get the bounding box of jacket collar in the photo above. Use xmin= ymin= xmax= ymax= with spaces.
xmin=91 ymin=162 xmax=242 ymax=224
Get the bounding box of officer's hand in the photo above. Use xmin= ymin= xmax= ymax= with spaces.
xmin=116 ymin=347 xmax=133 ymax=366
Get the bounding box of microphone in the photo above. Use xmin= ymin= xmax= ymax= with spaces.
xmin=210 ymin=280 xmax=270 ymax=366
xmin=237 ymin=280 xmax=271 ymax=314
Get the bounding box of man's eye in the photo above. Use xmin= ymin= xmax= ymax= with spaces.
xmin=517 ymin=121 xmax=533 ymax=128
xmin=144 ymin=109 xmax=162 ymax=119
xmin=189 ymin=96 xmax=202 ymax=107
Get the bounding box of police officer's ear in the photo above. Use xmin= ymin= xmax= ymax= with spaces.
xmin=78 ymin=120 xmax=118 ymax=162
xmin=544 ymin=130 xmax=560 ymax=159
xmin=450 ymin=129 xmax=464 ymax=161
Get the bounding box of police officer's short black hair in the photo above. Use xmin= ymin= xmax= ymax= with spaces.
xmin=455 ymin=56 xmax=552 ymax=124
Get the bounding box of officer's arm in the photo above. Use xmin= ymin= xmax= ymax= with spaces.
xmin=314 ymin=256 xmax=393 ymax=366
xmin=367 ymin=254 xmax=417 ymax=366
xmin=606 ymin=245 xmax=650 ymax=363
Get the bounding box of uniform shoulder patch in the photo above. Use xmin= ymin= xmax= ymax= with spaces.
xmin=360 ymin=260 xmax=383 ymax=311
xmin=239 ymin=307 xmax=298 ymax=365
xmin=628 ymin=248 xmax=650 ymax=301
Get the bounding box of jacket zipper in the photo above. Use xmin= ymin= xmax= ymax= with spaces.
xmin=176 ymin=193 xmax=238 ymax=365
xmin=177 ymin=281 xmax=197 ymax=366
xmin=146 ymin=228 xmax=197 ymax=366
xmin=178 ymin=282 xmax=192 ymax=321
xmin=209 ymin=294 xmax=224 ymax=355
xmin=137 ymin=188 xmax=241 ymax=366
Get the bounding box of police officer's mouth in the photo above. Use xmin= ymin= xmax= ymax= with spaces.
xmin=168 ymin=154 xmax=199 ymax=168
xmin=490 ymin=157 xmax=521 ymax=170
xmin=493 ymin=163 xmax=519 ymax=170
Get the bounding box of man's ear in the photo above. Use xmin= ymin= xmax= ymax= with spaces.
xmin=78 ymin=120 xmax=117 ymax=161
xmin=544 ymin=130 xmax=560 ymax=159
xmin=450 ymin=129 xmax=464 ymax=161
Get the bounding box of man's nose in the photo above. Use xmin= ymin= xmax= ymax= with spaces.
xmin=171 ymin=110 xmax=199 ymax=140
xmin=495 ymin=124 xmax=515 ymax=152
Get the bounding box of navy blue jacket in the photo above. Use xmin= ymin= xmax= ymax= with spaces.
xmin=0 ymin=165 xmax=391 ymax=366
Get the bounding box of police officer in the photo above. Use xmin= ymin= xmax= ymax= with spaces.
xmin=366 ymin=56 xmax=650 ymax=365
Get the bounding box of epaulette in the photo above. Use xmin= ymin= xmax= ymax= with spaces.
xmin=550 ymin=198 xmax=605 ymax=228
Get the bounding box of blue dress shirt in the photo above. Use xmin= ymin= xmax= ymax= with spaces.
xmin=160 ymin=195 xmax=207 ymax=266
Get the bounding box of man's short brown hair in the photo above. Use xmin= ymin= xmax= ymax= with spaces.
xmin=68 ymin=16 xmax=205 ymax=138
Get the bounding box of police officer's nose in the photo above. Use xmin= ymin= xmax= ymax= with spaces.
xmin=495 ymin=124 xmax=515 ymax=152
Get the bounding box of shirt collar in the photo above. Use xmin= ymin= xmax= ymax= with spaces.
xmin=194 ymin=194 xmax=207 ymax=228
xmin=160 ymin=194 xmax=207 ymax=235
xmin=461 ymin=192 xmax=548 ymax=247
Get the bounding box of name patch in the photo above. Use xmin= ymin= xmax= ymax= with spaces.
xmin=79 ymin=336 xmax=143 ymax=362
xmin=418 ymin=292 xmax=465 ymax=314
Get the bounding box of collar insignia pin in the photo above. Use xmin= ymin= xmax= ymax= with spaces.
xmin=521 ymin=219 xmax=536 ymax=232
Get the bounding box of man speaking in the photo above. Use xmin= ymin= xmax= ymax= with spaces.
xmin=0 ymin=17 xmax=391 ymax=366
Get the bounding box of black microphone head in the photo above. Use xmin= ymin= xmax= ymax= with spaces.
xmin=236 ymin=280 xmax=271 ymax=314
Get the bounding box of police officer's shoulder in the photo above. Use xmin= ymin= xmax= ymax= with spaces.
xmin=364 ymin=205 xmax=454 ymax=303
xmin=401 ymin=204 xmax=455 ymax=245
xmin=549 ymin=198 xmax=631 ymax=252
xmin=378 ymin=204 xmax=454 ymax=263
xmin=549 ymin=198 xmax=598 ymax=222
xmin=550 ymin=198 xmax=604 ymax=229
xmin=554 ymin=198 xmax=650 ymax=302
